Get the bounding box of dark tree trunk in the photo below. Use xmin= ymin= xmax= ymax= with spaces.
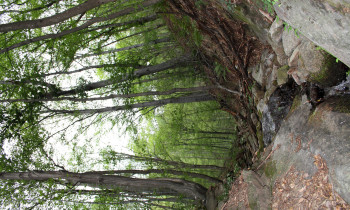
xmin=0 ymin=170 xmax=207 ymax=200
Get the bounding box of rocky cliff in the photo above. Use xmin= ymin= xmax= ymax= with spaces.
xmin=218 ymin=0 xmax=350 ymax=209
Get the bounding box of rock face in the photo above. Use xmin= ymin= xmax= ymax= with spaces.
xmin=262 ymin=82 xmax=296 ymax=146
xmin=242 ymin=170 xmax=272 ymax=209
xmin=274 ymin=0 xmax=350 ymax=68
xmin=271 ymin=96 xmax=350 ymax=203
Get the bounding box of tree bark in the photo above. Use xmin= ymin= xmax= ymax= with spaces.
xmin=75 ymin=37 xmax=171 ymax=59
xmin=85 ymin=168 xmax=222 ymax=184
xmin=43 ymin=92 xmax=214 ymax=114
xmin=0 ymin=0 xmax=161 ymax=54
xmin=0 ymin=86 xmax=212 ymax=103
xmin=110 ymin=152 xmax=225 ymax=170
xmin=43 ymin=55 xmax=192 ymax=98
xmin=0 ymin=170 xmax=207 ymax=200
xmin=0 ymin=0 xmax=116 ymax=32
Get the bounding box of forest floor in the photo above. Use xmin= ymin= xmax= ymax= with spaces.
xmin=221 ymin=148 xmax=350 ymax=209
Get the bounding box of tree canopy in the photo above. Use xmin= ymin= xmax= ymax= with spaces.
xmin=0 ymin=0 xmax=250 ymax=208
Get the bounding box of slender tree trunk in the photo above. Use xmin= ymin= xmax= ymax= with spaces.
xmin=43 ymin=55 xmax=193 ymax=98
xmin=41 ymin=63 xmax=146 ymax=77
xmin=75 ymin=37 xmax=171 ymax=59
xmin=43 ymin=92 xmax=214 ymax=114
xmin=0 ymin=0 xmax=161 ymax=54
xmin=0 ymin=0 xmax=62 ymax=16
xmin=113 ymin=152 xmax=225 ymax=170
xmin=0 ymin=86 xmax=212 ymax=103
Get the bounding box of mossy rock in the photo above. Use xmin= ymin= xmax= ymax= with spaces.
xmin=327 ymin=96 xmax=350 ymax=113
xmin=309 ymin=53 xmax=347 ymax=87
xmin=277 ymin=65 xmax=290 ymax=86
xmin=264 ymin=160 xmax=277 ymax=179
xmin=297 ymin=42 xmax=347 ymax=87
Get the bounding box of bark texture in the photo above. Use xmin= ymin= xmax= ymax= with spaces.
xmin=0 ymin=170 xmax=207 ymax=200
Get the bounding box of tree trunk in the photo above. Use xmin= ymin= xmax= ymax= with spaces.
xmin=43 ymin=55 xmax=193 ymax=98
xmin=0 ymin=86 xmax=212 ymax=103
xmin=85 ymin=168 xmax=222 ymax=184
xmin=0 ymin=0 xmax=161 ymax=54
xmin=44 ymin=92 xmax=214 ymax=114
xmin=112 ymin=152 xmax=225 ymax=170
xmin=0 ymin=0 xmax=116 ymax=32
xmin=76 ymin=37 xmax=171 ymax=59
xmin=0 ymin=170 xmax=207 ymax=200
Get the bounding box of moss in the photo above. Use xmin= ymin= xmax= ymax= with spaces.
xmin=264 ymin=160 xmax=277 ymax=179
xmin=290 ymin=95 xmax=301 ymax=112
xmin=309 ymin=53 xmax=345 ymax=87
xmin=277 ymin=65 xmax=290 ymax=86
xmin=332 ymin=97 xmax=350 ymax=113
xmin=285 ymin=95 xmax=301 ymax=120
xmin=257 ymin=110 xmax=263 ymax=120
xmin=308 ymin=109 xmax=318 ymax=122
xmin=249 ymin=201 xmax=258 ymax=210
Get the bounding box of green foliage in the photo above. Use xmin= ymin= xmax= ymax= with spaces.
xmin=164 ymin=11 xmax=203 ymax=48
xmin=261 ymin=0 xmax=279 ymax=14
xmin=214 ymin=62 xmax=229 ymax=80
xmin=129 ymin=100 xmax=239 ymax=187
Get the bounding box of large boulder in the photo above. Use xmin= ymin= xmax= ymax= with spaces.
xmin=282 ymin=29 xmax=302 ymax=57
xmin=297 ymin=41 xmax=347 ymax=87
xmin=274 ymin=0 xmax=350 ymax=67
xmin=271 ymin=96 xmax=350 ymax=203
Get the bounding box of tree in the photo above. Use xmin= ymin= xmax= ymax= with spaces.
xmin=0 ymin=170 xmax=207 ymax=200
xmin=0 ymin=0 xmax=241 ymax=208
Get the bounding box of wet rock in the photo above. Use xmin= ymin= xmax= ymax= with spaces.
xmin=274 ymin=0 xmax=350 ymax=67
xmin=262 ymin=82 xmax=296 ymax=146
xmin=327 ymin=75 xmax=350 ymax=96
xmin=282 ymin=30 xmax=302 ymax=57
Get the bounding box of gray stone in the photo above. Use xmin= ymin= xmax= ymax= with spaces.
xmin=272 ymin=96 xmax=350 ymax=203
xmin=269 ymin=18 xmax=284 ymax=43
xmin=277 ymin=65 xmax=289 ymax=86
xmin=274 ymin=0 xmax=350 ymax=67
xmin=242 ymin=170 xmax=272 ymax=209
xmin=282 ymin=29 xmax=302 ymax=57
xmin=288 ymin=45 xmax=300 ymax=67
xmin=252 ymin=50 xmax=276 ymax=88
xmin=266 ymin=65 xmax=278 ymax=91
xmin=269 ymin=40 xmax=288 ymax=66
xmin=298 ymin=41 xmax=325 ymax=74
xmin=297 ymin=41 xmax=346 ymax=87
